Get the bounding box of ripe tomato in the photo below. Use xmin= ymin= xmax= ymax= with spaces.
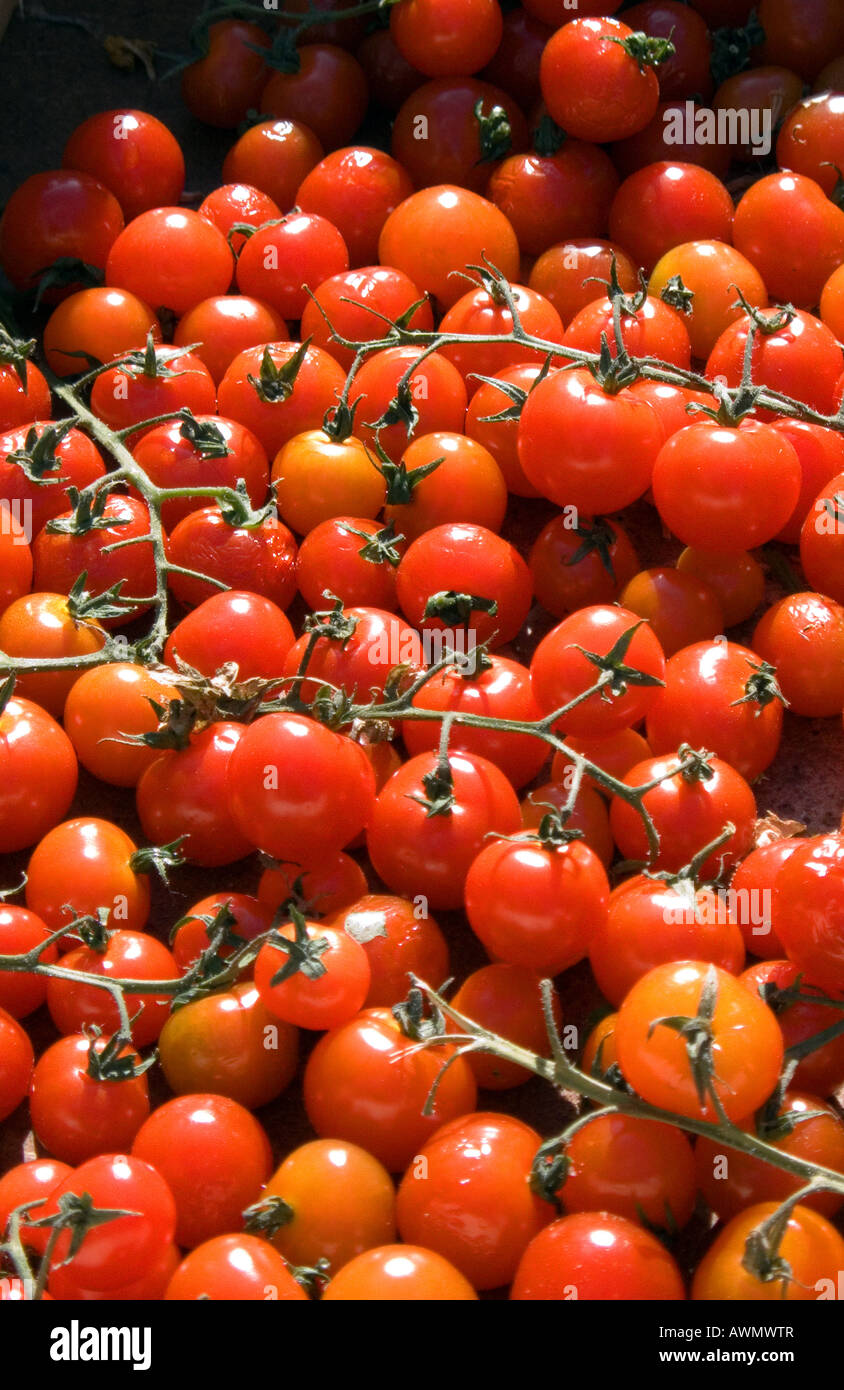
xmin=368 ymin=749 xmax=521 ymax=909
xmin=611 ymin=98 xmax=731 ymax=180
xmin=42 ymin=1154 xmax=177 ymax=1293
xmin=755 ymin=0 xmax=844 ymax=83
xmin=0 ymin=905 xmax=57 ymax=1019
xmin=733 ymin=172 xmax=844 ymax=309
xmin=0 ymin=592 xmax=105 ymax=717
xmin=512 ymin=1211 xmax=686 ymax=1300
xmin=33 ymin=493 xmax=156 ymax=627
xmin=609 ymin=161 xmax=733 ymax=274
xmin=327 ymin=894 xmax=448 ymax=1008
xmin=391 ymin=0 xmax=502 ymax=77
xmin=296 ymin=147 xmax=414 ymax=268
xmin=708 ymin=309 xmax=844 ymax=420
xmin=136 ymin=723 xmax=256 ymax=868
xmin=623 ymin=2 xmax=712 ymax=100
xmin=0 ymin=1158 xmax=72 ymax=1256
xmin=165 ymin=505 xmax=298 ymax=610
xmin=158 ymin=982 xmax=298 ymax=1111
xmin=530 ymin=605 xmax=666 ymax=739
xmin=181 ymin=21 xmax=270 ymax=128
xmin=618 ymin=568 xmax=723 ymax=657
xmin=262 ymin=1139 xmax=396 ymax=1273
xmin=589 ymin=875 xmax=745 ymax=1007
xmin=676 ymin=546 xmax=765 ymax=627
xmin=300 ymin=265 xmax=433 ymax=372
xmin=692 ymin=1201 xmax=844 ymax=1301
xmin=438 ymin=284 xmax=563 ymax=390
xmin=800 ymin=469 xmax=844 ymax=606
xmin=0 ymin=1007 xmax=34 ymax=1122
xmin=272 ymin=428 xmax=386 ymax=534
xmin=227 ymin=712 xmax=376 ymax=860
xmin=42 ymin=286 xmax=161 ymax=377
xmin=0 ymin=695 xmax=78 ymax=853
xmin=480 ymin=4 xmax=550 ymax=110
xmin=488 ymin=142 xmax=619 ymax=259
xmin=170 ymin=892 xmax=274 ymax=972
xmin=386 ymin=429 xmax=508 ymax=540
xmin=322 ymin=1244 xmax=478 ymax=1299
xmin=295 ymin=515 xmax=404 ymax=611
xmin=753 ymin=592 xmax=844 ymax=717
xmin=48 ymin=1242 xmax=180 ymax=1301
xmin=257 ymin=853 xmax=367 ymax=921
xmin=391 ymin=78 xmax=529 ymax=196
xmin=46 ymin=929 xmax=178 ymax=1047
xmin=772 ymin=834 xmax=844 ymax=992
xmin=378 ymin=185 xmax=520 ymax=310
xmin=740 ymin=958 xmax=844 ymax=1097
xmin=174 ymin=295 xmax=287 ymax=385
xmin=465 ymin=832 xmax=610 ymax=975
xmin=29 ymin=1033 xmax=150 ymax=1166
xmin=396 ymin=522 xmax=532 ymax=649
xmin=0 ymin=170 xmax=123 ymax=294
xmin=356 ymin=26 xmax=425 ymax=112
xmin=62 ymin=109 xmax=185 ymax=219
xmin=563 ymin=290 xmax=691 ymax=368
xmin=712 ymin=66 xmax=805 ymax=164
xmin=530 ymin=515 xmax=639 ymax=620
xmin=450 ymin=965 xmax=562 ymax=1090
xmin=303 ymin=1006 xmax=477 ymax=1171
xmin=518 ymin=368 xmax=665 ymax=515
xmin=132 ymin=1094 xmax=271 ymax=1249
xmin=254 ymin=918 xmax=370 ymax=1031
xmin=649 ymin=240 xmax=768 ymax=359
xmin=89 ymin=348 xmax=216 ymax=446
xmin=236 ymin=211 xmax=349 ymax=320
xmin=0 ymin=357 xmax=50 ymax=433
xmin=282 ymin=605 xmax=423 ymax=702
xmin=217 ymin=341 xmax=346 ymax=458
xmin=166 ymin=1235 xmax=306 ymax=1301
xmin=26 ymin=817 xmax=151 ymax=933
xmin=560 ymin=1114 xmax=697 ymax=1231
xmin=0 ymin=421 xmax=106 ymax=537
xmin=551 ymin=728 xmax=652 ymax=799
xmin=645 ymin=639 xmax=785 ymax=783
xmin=221 ymin=119 xmax=324 ymax=212
xmin=768 ymin=419 xmax=844 ymax=544
xmin=528 ymin=239 xmax=639 ymax=327
xmin=259 ymin=44 xmax=369 ymax=151
xmin=63 ymin=663 xmax=179 ymax=788
xmin=164 ymin=591 xmax=295 ymax=682
xmin=0 ymin=514 xmax=31 ymax=617
xmin=521 ymin=780 xmax=614 ymax=868
xmin=728 ymin=838 xmax=799 ymax=959
xmin=132 ymin=416 xmax=269 ymax=530
xmin=348 ymin=345 xmax=468 ymax=461
xmin=540 ymin=17 xmax=662 ymax=144
xmin=616 ymin=960 xmax=784 ymax=1123
xmin=105 ymin=208 xmax=234 ymax=317
xmin=198 ymin=183 xmax=281 ymax=255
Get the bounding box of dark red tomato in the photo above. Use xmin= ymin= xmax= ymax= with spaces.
xmin=707 ymin=309 xmax=844 ymax=420
xmin=296 ymin=147 xmax=414 ymax=268
xmin=30 ymin=1033 xmax=150 ymax=1166
xmin=321 ymin=1245 xmax=477 ymax=1299
xmin=480 ymin=6 xmax=551 ymax=111
xmin=0 ymin=905 xmax=57 ymax=1018
xmin=42 ymin=286 xmax=161 ymax=378
xmin=589 ymin=875 xmax=745 ymax=1007
xmin=518 ymin=368 xmax=665 ymax=514
xmin=618 ymin=567 xmax=724 ymax=657
xmin=608 ymin=162 xmax=733 ymax=274
xmin=165 ymin=1235 xmax=307 ymax=1301
xmin=166 ymin=505 xmax=298 ymax=611
xmin=0 ymin=1007 xmax=34 ymax=1121
xmin=89 ymin=349 xmax=216 ymax=446
xmin=32 ymin=493 xmax=156 ymax=626
xmin=0 ymin=170 xmax=123 ymax=295
xmin=272 ymin=429 xmax=387 ymax=535
xmin=521 ymin=780 xmax=614 ymax=869
xmin=106 ymin=207 xmax=234 ymax=317
xmin=768 ymin=420 xmax=844 ymax=544
xmin=733 ymin=172 xmax=844 ymax=309
xmin=396 ymin=1113 xmax=552 ymax=1291
xmin=396 ymin=522 xmax=532 ymax=649
xmin=524 ymin=0 xmax=622 ymax=20
xmin=0 ymin=696 xmax=78 ymax=853
xmin=0 ymin=592 xmax=105 ymax=719
xmin=712 ymin=67 xmax=804 ymax=164
xmin=63 ymin=109 xmax=185 ymax=220
xmin=227 ymin=712 xmax=376 ymax=861
xmin=772 ymin=834 xmax=844 ymax=992
xmin=42 ymin=1154 xmax=177 ymax=1292
xmin=367 ymin=749 xmax=521 ymax=909
xmin=755 ymin=0 xmax=844 ymax=83
xmin=401 ymin=654 xmax=548 ymax=788
xmin=0 ymin=514 xmax=31 ymax=617
xmin=729 ymin=838 xmax=799 ymax=959
xmin=348 ymin=344 xmax=468 ymax=461
xmin=198 ymin=183 xmax=282 ymax=256
xmin=170 ymin=893 xmax=274 ymax=973
xmin=391 ymin=78 xmax=529 ymax=196
xmin=136 ymin=723 xmax=256 ymax=868
xmin=813 ymin=55 xmax=844 ymax=92
xmin=0 ymin=1159 xmax=72 ymax=1256
xmin=158 ymin=981 xmax=297 ymax=1109
xmin=391 ymin=0 xmax=502 ymax=78
xmin=235 ymin=212 xmax=349 ymax=321
xmin=691 ymin=1200 xmax=844 ymax=1301
xmin=356 ymin=26 xmax=425 ymax=112
xmin=217 ymin=341 xmax=346 ymax=458
xmin=740 ymin=958 xmax=844 ymax=1096
xmin=652 ymin=420 xmax=801 ymax=552
xmin=296 ymin=516 xmax=404 ymax=611
xmin=676 ymin=546 xmax=765 ymax=628
xmin=174 ymin=295 xmax=287 ymax=385
xmin=165 ymin=590 xmax=295 ymax=682
xmin=530 ymin=604 xmax=666 ymax=739
xmin=562 ymin=294 xmax=691 ymax=369
xmin=512 ymin=1212 xmax=685 ymax=1300
xmin=540 ymin=17 xmax=662 ymax=145
xmin=438 ymin=284 xmax=563 ymax=392
xmin=623 ymin=2 xmax=712 ymax=100
xmin=304 ymin=1006 xmax=477 ymax=1171
xmin=610 ymin=754 xmax=757 ymax=879
xmin=560 ymin=1115 xmax=697 ymax=1231
xmin=221 ymin=119 xmax=325 ymax=212
xmin=301 ymin=265 xmax=433 ymax=373
xmin=687 ymin=0 xmax=753 ymax=22
xmin=259 ymin=44 xmax=369 ymax=151
xmin=646 ymin=638 xmax=785 ymax=783
xmin=0 ymin=359 xmax=51 ymax=433
xmin=46 ymin=929 xmax=178 ymax=1046
xmin=283 ymin=605 xmax=423 ymax=702
xmin=328 ymin=893 xmax=449 ymax=1008
xmin=753 ymin=592 xmax=844 ymax=717
xmin=257 ymin=852 xmax=367 ymax=919
xmin=528 ymin=239 xmax=639 ymax=328
xmin=132 ymin=416 xmax=269 ymax=531
xmin=383 ymin=431 xmax=507 ymax=541
xmin=487 ymin=141 xmax=619 ymax=257
xmin=181 ymin=21 xmax=270 ymax=128
xmin=378 ymin=185 xmax=520 ymax=311
xmin=281 ymin=0 xmax=368 ymax=47
xmin=800 ymin=469 xmax=844 ymax=606
xmin=465 ymin=832 xmax=610 ymax=975
xmin=26 ymin=816 xmax=150 ymax=933
xmin=449 ymin=964 xmax=561 ymax=1090
xmin=254 ymin=919 xmax=370 ymax=1030
xmin=464 ymin=362 xmax=545 ymax=496
xmin=778 ymin=94 xmax=844 ymax=197
xmin=611 ymin=101 xmax=732 ymax=180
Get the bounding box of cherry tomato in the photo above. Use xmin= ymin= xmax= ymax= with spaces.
xmin=0 ymin=695 xmax=78 ymax=853
xmin=46 ymin=929 xmax=178 ymax=1047
xmin=511 ymin=1211 xmax=686 ymax=1300
xmin=48 ymin=1242 xmax=180 ymax=1302
xmin=0 ymin=592 xmax=105 ymax=718
xmin=768 ymin=419 xmax=844 ymax=545
xmin=0 ymin=1159 xmax=72 ymax=1256
xmin=551 ymin=728 xmax=652 ymax=800
xmin=521 ymin=780 xmax=615 ymax=869
xmin=328 ymin=894 xmax=449 ymax=1008
xmin=733 ymin=172 xmax=844 ymax=309
xmin=42 ymin=286 xmax=161 ymax=377
xmin=712 ymin=66 xmax=804 ymax=163
xmin=611 ymin=100 xmax=731 ymax=181
xmin=356 ymin=27 xmax=426 ymax=112
xmin=391 ymin=0 xmax=502 ymax=78
xmin=391 ymin=78 xmax=529 ymax=196
xmin=800 ymin=469 xmax=844 ymax=606
xmin=173 ymin=294 xmax=287 ymax=385
xmin=132 ymin=416 xmax=269 ymax=530
xmin=300 ymin=265 xmax=433 ymax=372
xmin=296 ymin=146 xmax=414 ymax=267
xmin=282 ymin=605 xmax=423 ymax=703
xmin=259 ymin=44 xmax=369 ymax=151
xmin=540 ymin=17 xmax=662 ymax=144
xmin=321 ymin=1244 xmax=478 ymax=1299
xmin=692 ymin=1201 xmax=844 ymax=1301
xmin=609 ymin=161 xmax=733 ymax=274
xmin=563 ymin=291 xmax=691 ymax=368
xmin=181 ymin=21 xmax=270 ymax=128
xmin=753 ymin=592 xmax=844 ymax=717
xmin=257 ymin=853 xmax=368 ymax=921
xmin=649 ymin=240 xmax=768 ymax=359
xmin=0 ymin=513 xmax=31 ymax=617
xmin=740 ymin=959 xmax=844 ymax=1097
xmin=166 ymin=1235 xmax=306 ymax=1301
xmin=221 ymin=119 xmax=324 ymax=212
xmin=676 ymin=546 xmax=765 ymax=627
xmin=136 ymin=723 xmax=256 ymax=869
xmin=236 ymin=211 xmax=349 ymax=320
xmin=772 ymin=834 xmax=844 ymax=992
xmin=348 ymin=345 xmax=468 ymax=462
xmin=530 ymin=515 xmax=638 ymax=620
xmin=438 ymin=284 xmax=563 ymax=391
xmin=619 ymin=568 xmax=723 ymax=657
xmin=164 ymin=591 xmax=295 ymax=682
xmin=64 ymin=663 xmax=179 ymax=788
xmin=728 ymin=837 xmax=799 ymax=958
xmin=623 ymin=1 xmax=712 ymax=100
xmin=0 ymin=422 xmax=106 ymax=539
xmin=0 ymin=905 xmax=57 ymax=1018
xmin=62 ymin=110 xmax=185 ymax=220
xmin=707 ymin=308 xmax=844 ymax=419
xmin=217 ymin=341 xmax=346 ymax=459
xmin=755 ymin=0 xmax=844 ymax=83
xmin=488 ymin=141 xmax=619 ymax=259
xmin=463 ymin=362 xmax=547 ymax=496
xmin=170 ymin=893 xmax=274 ymax=973
xmin=0 ymin=357 xmax=51 ymax=433
xmin=165 ymin=505 xmax=298 ymax=611
xmin=450 ymin=964 xmax=562 ymax=1090
xmin=0 ymin=170 xmax=123 ymax=295
xmin=528 ymin=239 xmax=639 ymax=328
xmin=27 ymin=817 xmax=151 ymax=933
xmin=198 ymin=183 xmax=282 ymax=256
xmin=559 ymin=1114 xmax=697 ymax=1230
xmin=32 ymin=493 xmax=156 ymax=627
xmin=29 ymin=1032 xmax=150 ymax=1166
xmin=0 ymin=1007 xmax=34 ymax=1122
xmin=396 ymin=522 xmax=532 ymax=650
xmin=254 ymin=918 xmax=370 ymax=1030
xmin=295 ymin=515 xmax=404 ymax=611
xmin=272 ymin=428 xmax=386 ymax=534
xmin=105 ymin=208 xmax=234 ymax=317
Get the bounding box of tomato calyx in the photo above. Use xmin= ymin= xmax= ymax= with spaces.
xmin=589 ymin=331 xmax=640 ymax=394
xmin=731 ymin=658 xmax=789 ymax=714
xmin=247 ymin=339 xmax=312 ymax=404
xmin=392 ymin=983 xmax=447 ymax=1042
xmin=740 ymin=1192 xmax=808 ymax=1292
xmin=575 ymin=619 xmax=665 ymax=701
xmin=408 ymin=757 xmax=455 ymax=818
xmin=529 ymin=1133 xmax=571 ymax=1212
xmin=364 ymin=380 xmax=419 ymax=439
xmin=503 ymin=805 xmax=586 ymax=853
xmin=303 ymin=594 xmax=359 ymax=647
xmin=121 ymin=331 xmax=199 ymax=382
xmin=338 ymin=519 xmax=405 ymax=568
xmin=612 ymin=31 xmax=675 ymax=71
xmin=5 ymin=419 xmax=78 ymax=484
xmin=0 ymin=325 xmax=37 ymax=385
xmin=732 ymin=290 xmax=796 ymax=338
xmin=73 ymin=911 xmax=113 ymax=952
xmin=65 ymin=570 xmax=133 ymax=626
xmin=28 ymin=1190 xmax=138 ymax=1256
xmin=659 ymin=275 xmax=694 ymax=314
xmin=242 ymin=1193 xmax=295 ymax=1238
xmin=674 ymin=744 xmax=715 ymax=785
xmin=31 ymin=256 xmax=104 ymax=313
xmin=532 ymin=114 xmax=566 ymax=158
xmin=646 ymin=962 xmax=723 ymax=1111
xmin=473 ymin=99 xmax=514 ymax=166
xmin=266 ymin=908 xmax=330 ymax=986
xmin=565 ymin=518 xmax=621 ymax=580
xmin=259 ymin=25 xmax=302 ymax=76
xmin=424 ymin=590 xmax=498 ymax=629
xmin=129 ymin=838 xmax=187 ymax=886
xmin=371 ymin=447 xmax=444 ymax=505
xmin=45 ymin=485 xmax=130 ymax=537
xmin=83 ymin=1027 xmax=157 ymax=1084
xmin=753 ymin=1067 xmax=826 ymax=1145
xmin=322 ymin=395 xmax=364 ymax=442
xmin=218 ymin=476 xmax=277 ymax=529
xmin=177 ymin=410 xmax=232 ymax=459
xmin=646 ymin=821 xmax=737 ymax=890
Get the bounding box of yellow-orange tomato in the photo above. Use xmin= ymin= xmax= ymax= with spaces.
xmin=271 ymin=429 xmax=386 ymax=535
xmin=0 ymin=593 xmax=105 ymax=718
xmin=649 ymin=240 xmax=768 ymax=358
xmin=63 ymin=662 xmax=180 ymax=786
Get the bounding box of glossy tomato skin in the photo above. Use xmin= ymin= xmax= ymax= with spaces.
xmin=217 ymin=341 xmax=346 ymax=459
xmin=0 ymin=170 xmax=124 ymax=294
xmin=563 ymin=294 xmax=692 ymax=369
xmin=0 ymin=1007 xmax=34 ymax=1122
xmin=259 ymin=44 xmax=369 ymax=151
xmin=132 ymin=1094 xmax=272 ymax=1249
xmin=0 ymin=592 xmax=105 ymax=718
xmin=769 ymin=419 xmax=844 ymax=545
xmin=328 ymin=894 xmax=449 ymax=1008
xmin=0 ymin=906 xmax=57 ymax=1018
xmin=136 ymin=723 xmax=256 ymax=868
xmin=304 ymin=1007 xmax=477 ymax=1172
xmin=166 ymin=505 xmax=298 ymax=611
xmin=32 ymin=494 xmax=156 ymax=627
xmin=521 ymin=780 xmax=614 ymax=869
xmin=487 ymin=142 xmax=619 ymax=258
xmin=348 ymin=345 xmax=468 ymax=461
xmin=227 ymin=713 xmax=376 ymax=861
xmin=611 ymin=100 xmax=731 ymax=180
xmin=623 ymin=2 xmax=712 ymax=100
xmin=708 ymin=310 xmax=844 ymax=421
xmin=676 ymin=546 xmax=765 ymax=627
xmin=780 ymin=95 xmax=844 ymax=197
xmin=90 ymin=348 xmax=216 ymax=447
xmin=131 ymin=416 xmax=269 ymax=531
xmin=464 ymin=362 xmax=546 ymax=496
xmin=257 ymin=853 xmax=367 ymax=920
xmin=396 ymin=522 xmax=532 ymax=649
xmin=0 ymin=696 xmax=78 ymax=853
xmin=42 ymin=286 xmax=161 ymax=378
xmin=753 ymin=592 xmax=844 ymax=717
xmin=174 ymin=294 xmax=287 ymax=384
xmin=733 ymin=172 xmax=844 ymax=308
xmin=728 ymin=838 xmax=798 ymax=958
xmin=740 ymin=958 xmax=844 ymax=1097
xmin=649 ymin=239 xmax=768 ymax=359
xmin=254 ymin=921 xmax=371 ymax=1031
xmin=0 ymin=1159 xmax=72 ymax=1256
xmin=64 ymin=662 xmax=180 ymax=788
xmin=692 ymin=1201 xmax=844 ymax=1301
xmin=539 ymin=18 xmax=661 ymax=144
xmin=438 ymin=286 xmax=563 ymax=391
xmin=800 ymin=469 xmax=844 ymax=607
xmin=46 ymin=930 xmax=179 ymax=1048
xmin=391 ymin=0 xmax=502 ymax=78
xmin=772 ymin=834 xmax=844 ymax=992
xmin=158 ymin=981 xmax=298 ymax=1109
xmin=48 ymin=1241 xmax=180 ymax=1302
xmin=166 ymin=1235 xmax=306 ymax=1301
xmin=272 ymin=429 xmax=387 ymax=534
xmin=0 ymin=498 xmax=33 ymax=616
xmin=0 ymin=422 xmax=106 ymax=538
xmin=530 ymin=514 xmax=639 ymax=619
xmin=26 ymin=817 xmax=150 ymax=934
xmin=391 ymin=78 xmax=529 ymax=196
xmin=645 ymin=639 xmax=785 ymax=783
xmin=396 ymin=1113 xmax=553 ymax=1290
xmin=283 ymin=606 xmax=424 ymax=703
xmin=221 ymin=119 xmax=324 ymax=212
xmin=0 ymin=359 xmax=51 ymax=432
xmin=511 ymin=1211 xmax=686 ymax=1300
xmin=609 ymin=161 xmax=732 ymax=274
xmin=465 ymin=834 xmax=610 ymax=976
xmin=321 ymin=1244 xmax=478 ymax=1299
xmin=295 ymin=515 xmax=403 ymax=611
xmin=63 ymin=110 xmax=185 ymax=219
xmin=528 ymin=239 xmax=639 ymax=328
xmin=367 ymin=750 xmax=522 ymax=910
xmin=616 ymin=961 xmax=784 ymax=1124
xmin=296 ymin=147 xmax=414 ymax=267
xmin=618 ymin=567 xmax=723 ymax=657
xmin=560 ymin=1114 xmax=697 ymax=1231
xmin=235 ymin=211 xmax=350 ymax=320
xmin=164 ymin=590 xmax=295 ymax=681
xmin=450 ymin=965 xmax=562 ymax=1090
xmin=105 ymin=207 xmax=234 ymax=317
xmin=170 ymin=892 xmax=275 ymax=972
xmin=301 ymin=264 xmax=433 ymax=372
xmin=263 ymin=1139 xmax=397 ymax=1273
xmin=198 ymin=182 xmax=281 ymax=252
xmin=29 ymin=1033 xmax=150 ymax=1166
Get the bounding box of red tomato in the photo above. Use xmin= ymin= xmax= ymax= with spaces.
xmin=0 ymin=695 xmax=78 ymax=853
xmin=328 ymin=894 xmax=449 ymax=1008
xmin=0 ymin=1007 xmax=34 ymax=1121
xmin=170 ymin=893 xmax=274 ymax=973
xmin=259 ymin=44 xmax=369 ymax=151
xmin=450 ymin=964 xmax=562 ymax=1090
xmin=487 ymin=141 xmax=619 ymax=258
xmin=521 ymin=780 xmax=615 ymax=869
xmin=254 ymin=918 xmax=371 ymax=1030
xmin=755 ymin=0 xmax=844 ymax=83
xmin=530 ymin=514 xmax=640 ymax=619
xmin=391 ymin=0 xmax=502 ymax=77
xmin=649 ymin=239 xmax=768 ymax=359
xmin=132 ymin=416 xmax=269 ymax=530
xmin=173 ymin=295 xmax=287 ymax=385
xmin=480 ymin=5 xmax=551 ymax=111
xmin=235 ymin=211 xmax=349 ymax=320
xmin=181 ymin=21 xmax=270 ymax=128
xmin=63 ymin=110 xmax=185 ymax=219
xmin=768 ymin=419 xmax=844 ymax=544
xmin=772 ymin=834 xmax=844 ymax=992
xmin=0 ymin=592 xmax=105 ymax=719
xmin=562 ymin=293 xmax=691 ymax=369
xmin=348 ymin=345 xmax=468 ymax=461
xmin=0 ymin=421 xmax=105 ymax=537
xmin=0 ymin=170 xmax=123 ymax=294
xmin=0 ymin=905 xmax=57 ymax=1018
xmin=46 ymin=929 xmax=178 ymax=1047
xmin=295 ymin=515 xmax=404 ymax=611
xmin=438 ymin=284 xmax=563 ymax=391
xmin=0 ymin=512 xmax=32 ymax=617
xmin=42 ymin=286 xmax=161 ymax=378
xmin=800 ymin=469 xmax=844 ymax=606
xmin=540 ymin=17 xmax=662 ymax=144
xmin=89 ymin=347 xmax=216 ymax=447
xmin=257 ymin=853 xmax=367 ymax=921
xmin=164 ymin=590 xmax=295 ymax=682
xmin=512 ymin=1212 xmax=686 ymax=1300
xmin=464 ymin=362 xmax=546 ymax=496
xmin=32 ymin=493 xmax=156 ymax=627
xmin=217 ymin=341 xmax=346 ymax=458
xmin=221 ymin=119 xmax=324 ymax=212
xmin=296 ymin=147 xmax=414 ymax=267
xmin=0 ymin=358 xmax=51 ymax=433
xmin=105 ymin=208 xmax=234 ymax=317
xmin=528 ymin=239 xmax=639 ymax=327
xmin=136 ymin=723 xmax=256 ymax=869
xmin=165 ymin=505 xmax=298 ymax=611
xmin=740 ymin=958 xmax=844 ymax=1097
xmin=728 ymin=838 xmax=799 ymax=958
xmin=64 ymin=663 xmax=179 ymax=789
xmin=26 ymin=817 xmax=151 ymax=933
xmin=396 ymin=522 xmax=532 ymax=649
xmin=560 ymin=1114 xmax=697 ymax=1231
xmin=609 ymin=161 xmax=733 ymax=274
xmin=0 ymin=1159 xmax=72 ymax=1256
xmin=271 ymin=429 xmax=387 ymax=534
xmin=300 ymin=265 xmax=433 ymax=372
xmin=165 ymin=1235 xmax=307 ymax=1301
xmin=30 ymin=1033 xmax=150 ymax=1166
xmin=676 ymin=546 xmax=765 ymax=627
xmin=391 ymin=78 xmax=529 ymax=196
xmin=623 ymin=1 xmax=712 ymax=100
xmin=611 ymin=100 xmax=731 ymax=181
xmin=198 ymin=183 xmax=281 ymax=256
xmin=733 ymin=172 xmax=844 ymax=308
xmin=753 ymin=592 xmax=844 ymax=717
xmin=707 ymin=308 xmax=844 ymax=419
xmin=619 ymin=568 xmax=724 ymax=657
xmin=356 ymin=27 xmax=426 ymax=113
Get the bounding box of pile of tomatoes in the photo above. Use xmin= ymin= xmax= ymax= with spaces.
xmin=1 ymin=0 xmax=844 ymax=1303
